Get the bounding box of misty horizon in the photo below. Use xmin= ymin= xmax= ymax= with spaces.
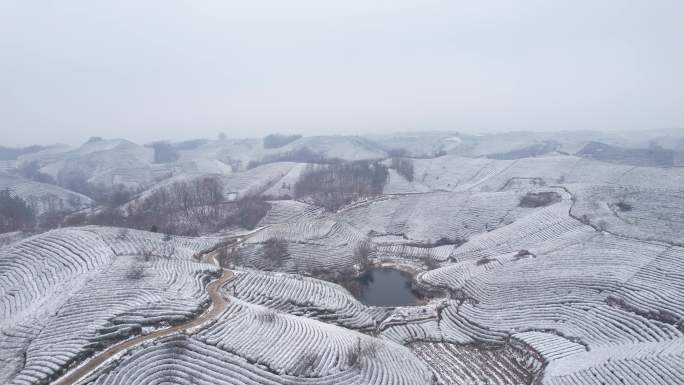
xmin=1 ymin=3 xmax=683 ymax=384
xmin=4 ymin=126 xmax=683 ymax=149
xmin=2 ymin=1 xmax=683 ymax=147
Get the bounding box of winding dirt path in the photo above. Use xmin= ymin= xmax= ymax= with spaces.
xmin=52 ymin=270 xmax=234 ymax=385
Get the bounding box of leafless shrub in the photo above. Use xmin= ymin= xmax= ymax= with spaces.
xmin=512 ymin=249 xmax=535 ymax=261
xmin=407 ymin=237 xmax=467 ymax=248
xmin=615 ymin=201 xmax=633 ymax=212
xmin=293 ymin=351 xmax=319 ymax=376
xmin=420 ymin=256 xmax=440 ymax=270
xmin=476 ymin=257 xmax=494 ymax=266
xmin=125 ymin=263 xmax=145 ymax=280
xmin=359 ymin=341 xmax=379 ymax=359
xmin=160 ymin=243 xmax=175 ymax=259
xmin=348 ymin=339 xmax=379 ymax=369
xmin=262 ymin=237 xmax=288 ymax=268
xmin=257 ymin=309 xmax=277 ymax=324
xmin=518 ymin=191 xmax=561 ymax=208
xmin=347 ymin=338 xmax=362 ymax=368
xmin=596 ymin=220 xmax=608 ymax=232
xmin=579 ymin=214 xmax=591 ymax=225
xmin=217 ymin=243 xmax=240 ymax=268
xmin=140 ymin=245 xmax=154 ymax=262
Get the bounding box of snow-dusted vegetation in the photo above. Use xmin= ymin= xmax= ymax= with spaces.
xmin=90 ymin=299 xmax=434 ymax=385
xmin=1 ymin=132 xmax=683 ymax=385
xmin=0 ymin=228 xmax=219 ymax=384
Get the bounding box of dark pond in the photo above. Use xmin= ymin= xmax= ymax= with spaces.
xmin=355 ymin=268 xmax=422 ymax=306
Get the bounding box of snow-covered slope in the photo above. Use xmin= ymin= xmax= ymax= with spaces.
xmin=0 ymin=227 xmax=219 ymax=384
xmin=0 ymin=172 xmax=93 ymax=213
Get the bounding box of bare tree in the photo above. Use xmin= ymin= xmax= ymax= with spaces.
xmin=353 ymin=241 xmax=374 ymax=271
xmin=0 ymin=189 xmax=35 ymax=232
xmin=294 ymin=160 xmax=389 ymax=211
xmin=293 ymin=351 xmax=319 ymax=376
xmin=262 ymin=237 xmax=288 ymax=268
xmin=217 ymin=244 xmax=240 ymax=268
xmin=125 ymin=263 xmax=145 ymax=280
xmin=160 ymin=243 xmax=176 ymax=259
xmin=257 ymin=309 xmax=277 ymax=324
xmin=347 ymin=338 xmax=378 ymax=369
xmin=234 ymin=196 xmax=270 ymax=230
xmin=140 ymin=245 xmax=154 ymax=262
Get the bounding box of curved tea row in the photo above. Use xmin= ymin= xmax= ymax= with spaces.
xmin=92 ymin=299 xmax=434 ymax=385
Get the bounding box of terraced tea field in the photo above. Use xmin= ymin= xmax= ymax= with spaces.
xmin=1 ymin=133 xmax=683 ymax=384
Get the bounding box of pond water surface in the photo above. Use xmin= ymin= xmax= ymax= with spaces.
xmin=355 ymin=268 xmax=422 ymax=307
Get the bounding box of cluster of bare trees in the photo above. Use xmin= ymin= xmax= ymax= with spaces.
xmin=306 ymin=240 xmax=375 ymax=297
xmin=142 ymin=177 xmax=224 ymax=222
xmin=0 ymin=189 xmax=83 ymax=232
xmin=294 ymin=160 xmax=389 ymax=211
xmin=518 ymin=191 xmax=562 ymax=208
xmin=261 ymin=237 xmax=288 ymax=269
xmin=125 ymin=177 xmax=270 ymax=235
xmin=130 ymin=177 xmax=229 ymax=235
xmin=146 ymin=141 xmax=179 ymax=163
xmin=390 ymin=157 xmax=414 ymax=182
xmin=0 ymin=189 xmax=35 ymax=232
xmin=0 ymin=175 xmax=271 ymax=236
xmin=387 ymin=148 xmax=415 ymax=181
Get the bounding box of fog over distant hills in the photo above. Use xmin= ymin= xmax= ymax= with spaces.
xmin=1 ymin=130 xmax=683 ymax=385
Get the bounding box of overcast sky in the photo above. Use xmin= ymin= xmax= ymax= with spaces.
xmin=1 ymin=1 xmax=683 ymax=146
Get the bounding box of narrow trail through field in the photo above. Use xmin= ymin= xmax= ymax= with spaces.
xmin=52 ymin=270 xmax=234 ymax=385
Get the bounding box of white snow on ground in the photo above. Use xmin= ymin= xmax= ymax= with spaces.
xmin=1 ymin=134 xmax=684 ymax=385
xmin=0 ymin=227 xmax=219 ymax=384
xmin=0 ymin=172 xmax=93 ymax=214
xmin=91 ymin=298 xmax=433 ymax=385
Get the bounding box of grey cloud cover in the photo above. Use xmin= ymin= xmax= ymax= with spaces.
xmin=1 ymin=0 xmax=683 ymax=146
